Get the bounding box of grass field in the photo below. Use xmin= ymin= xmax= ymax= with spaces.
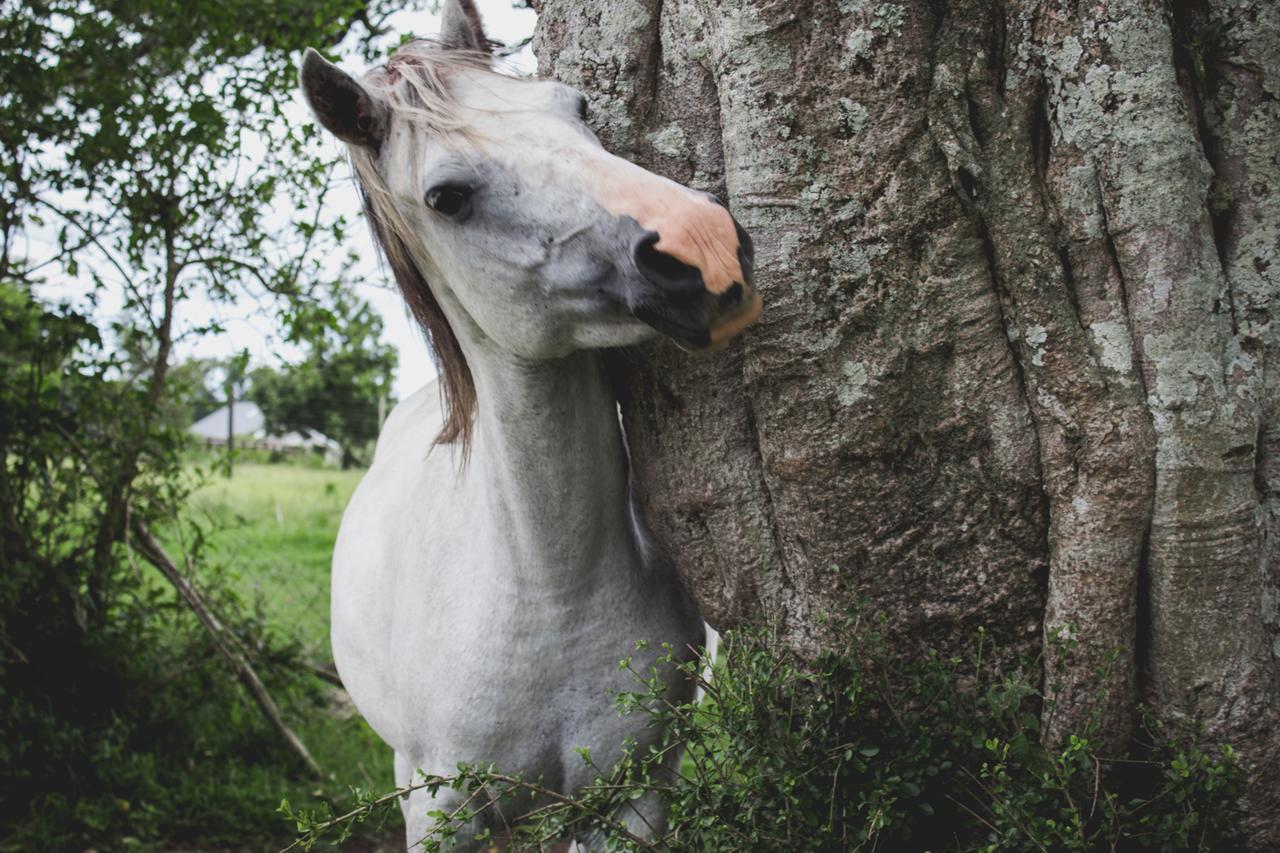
xmin=187 ymin=462 xmax=364 ymax=656
xmin=177 ymin=461 xmax=401 ymax=848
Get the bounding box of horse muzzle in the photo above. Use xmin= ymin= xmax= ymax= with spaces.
xmin=624 ymin=217 xmax=762 ymax=350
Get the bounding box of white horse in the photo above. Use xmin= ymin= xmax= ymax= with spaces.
xmin=300 ymin=1 xmax=762 ymax=846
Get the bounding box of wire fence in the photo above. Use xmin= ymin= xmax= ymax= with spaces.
xmin=239 ymin=559 xmax=335 ymax=664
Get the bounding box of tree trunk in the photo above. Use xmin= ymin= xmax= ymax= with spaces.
xmin=536 ymin=0 xmax=1279 ymax=843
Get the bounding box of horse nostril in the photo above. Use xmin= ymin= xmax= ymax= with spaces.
xmin=718 ymin=281 xmax=743 ymax=310
xmin=633 ymin=233 xmax=703 ymax=293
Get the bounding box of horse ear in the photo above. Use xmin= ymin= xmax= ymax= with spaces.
xmin=299 ymin=48 xmax=390 ymax=148
xmin=439 ymin=0 xmax=490 ymax=52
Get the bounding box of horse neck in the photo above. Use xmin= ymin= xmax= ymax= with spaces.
xmin=464 ymin=343 xmax=636 ymax=585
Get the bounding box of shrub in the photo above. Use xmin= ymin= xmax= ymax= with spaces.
xmin=0 ymin=285 xmax=381 ymax=849
xmin=284 ymin=618 xmax=1243 ymax=852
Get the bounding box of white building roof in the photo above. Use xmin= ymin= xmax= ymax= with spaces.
xmin=189 ymin=400 xmax=266 ymax=440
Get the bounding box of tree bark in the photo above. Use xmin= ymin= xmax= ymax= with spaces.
xmin=536 ymin=0 xmax=1279 ymax=843
xmin=88 ymin=210 xmax=182 ymax=621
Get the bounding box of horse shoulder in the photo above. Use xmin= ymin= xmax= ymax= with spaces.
xmin=331 ymin=384 xmax=457 ymax=724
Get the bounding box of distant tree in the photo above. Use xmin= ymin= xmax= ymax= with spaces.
xmin=159 ymin=357 xmax=224 ymax=428
xmin=252 ymin=295 xmax=396 ymax=468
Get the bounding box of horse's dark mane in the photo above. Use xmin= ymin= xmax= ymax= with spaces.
xmin=346 ymin=39 xmax=502 ymax=456
xmin=359 ymin=183 xmax=476 ymax=456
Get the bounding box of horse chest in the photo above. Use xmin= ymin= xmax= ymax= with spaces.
xmin=383 ymin=540 xmax=649 ymax=688
xmin=332 ymin=464 xmax=669 ymax=760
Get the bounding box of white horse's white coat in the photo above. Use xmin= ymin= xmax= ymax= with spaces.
xmin=302 ymin=3 xmax=761 ymax=846
xmin=334 ymin=348 xmax=699 ymax=844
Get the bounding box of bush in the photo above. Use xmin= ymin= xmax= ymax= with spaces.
xmin=284 ymin=618 xmax=1243 ymax=852
xmin=0 ymin=286 xmax=383 ymax=849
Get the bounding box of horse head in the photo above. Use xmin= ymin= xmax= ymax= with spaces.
xmin=299 ymin=0 xmax=762 ymax=449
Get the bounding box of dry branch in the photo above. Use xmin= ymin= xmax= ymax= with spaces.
xmin=129 ymin=518 xmax=324 ymax=780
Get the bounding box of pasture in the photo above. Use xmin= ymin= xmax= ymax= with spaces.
xmin=175 ymin=461 xmax=401 ymax=848
xmin=187 ymin=461 xmax=362 ymax=656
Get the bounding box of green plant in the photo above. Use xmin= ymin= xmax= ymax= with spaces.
xmin=283 ymin=617 xmax=1243 ymax=852
xmin=0 ymin=285 xmax=393 ymax=848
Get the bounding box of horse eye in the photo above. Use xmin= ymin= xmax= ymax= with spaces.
xmin=576 ymin=95 xmax=589 ymax=121
xmin=426 ymin=185 xmax=472 ymax=217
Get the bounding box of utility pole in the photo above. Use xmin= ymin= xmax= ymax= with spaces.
xmin=225 ymin=380 xmax=234 ymax=479
xmin=224 ymin=349 xmax=249 ymax=480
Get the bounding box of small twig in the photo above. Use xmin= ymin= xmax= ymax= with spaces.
xmin=945 ymin=793 xmax=1002 ymax=838
xmin=958 ymin=767 xmax=1050 ymax=853
xmin=303 ymin=659 xmax=345 ymax=688
xmin=281 ymin=778 xmax=440 ymax=852
xmin=494 ymin=35 xmax=533 ymax=57
xmin=1090 ymin=754 xmax=1102 ymax=821
xmin=282 ymin=768 xmax=656 ymax=853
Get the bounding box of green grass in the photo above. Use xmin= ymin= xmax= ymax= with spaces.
xmin=175 ymin=461 xmax=402 ymax=849
xmin=186 ymin=462 xmax=364 ymax=656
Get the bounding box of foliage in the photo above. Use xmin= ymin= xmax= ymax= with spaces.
xmin=160 ymin=356 xmax=226 ymax=428
xmin=0 ymin=281 xmax=197 ymax=843
xmin=283 ymin=619 xmax=1242 ymax=852
xmin=251 ymin=293 xmax=397 ymax=468
xmin=0 ymin=283 xmax=389 ymax=848
xmin=1 ymin=0 xmax=393 ymax=310
xmin=0 ymin=0 xmax=404 ymax=616
xmin=0 ymin=280 xmax=179 ymax=652
xmin=0 ymin=0 xmax=413 ymax=846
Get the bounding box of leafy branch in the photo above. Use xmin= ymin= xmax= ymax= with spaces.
xmin=280 ymin=620 xmax=1244 ymax=852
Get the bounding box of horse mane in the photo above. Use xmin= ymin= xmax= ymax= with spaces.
xmin=348 ymin=39 xmax=501 ymax=455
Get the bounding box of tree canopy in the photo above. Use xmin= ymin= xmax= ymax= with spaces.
xmin=252 ymin=294 xmax=397 ymax=468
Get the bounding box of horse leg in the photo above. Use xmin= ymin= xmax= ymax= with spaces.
xmin=618 ymin=788 xmax=668 ymax=841
xmin=566 ymin=787 xmax=666 ymax=852
xmin=395 ymin=752 xmax=491 ymax=851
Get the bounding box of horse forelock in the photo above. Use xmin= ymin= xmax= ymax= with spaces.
xmin=363 ymin=39 xmax=503 ymax=140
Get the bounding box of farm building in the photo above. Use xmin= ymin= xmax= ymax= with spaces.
xmin=189 ymin=399 xmax=339 ymax=461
